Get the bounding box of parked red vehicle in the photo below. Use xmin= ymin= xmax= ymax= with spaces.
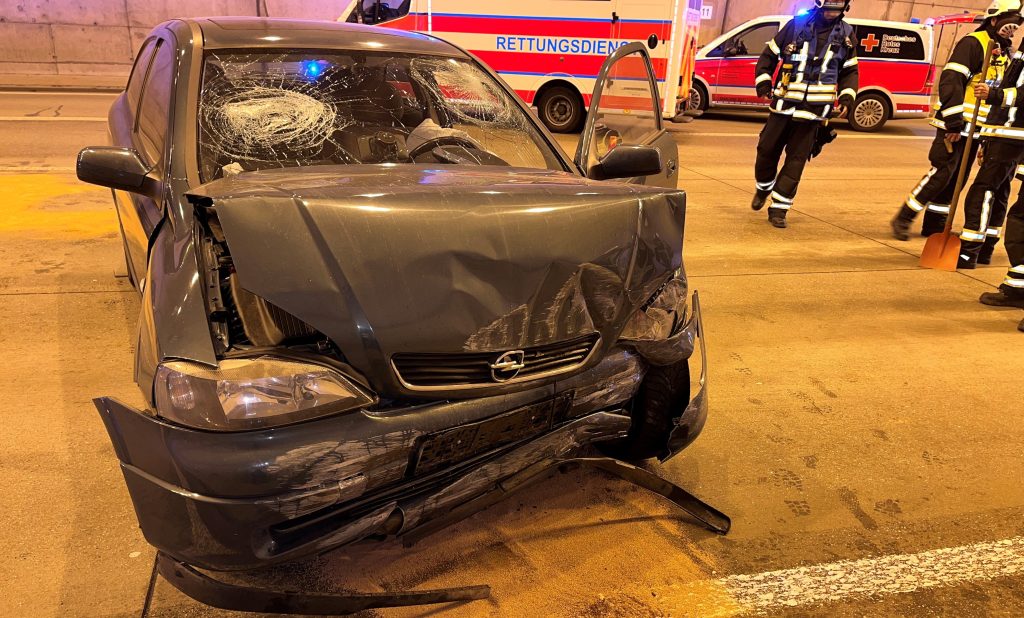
xmin=690 ymin=13 xmax=981 ymax=132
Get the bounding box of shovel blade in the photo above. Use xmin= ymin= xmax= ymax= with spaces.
xmin=920 ymin=232 xmax=961 ymax=271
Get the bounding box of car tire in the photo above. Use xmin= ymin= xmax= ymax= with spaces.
xmin=848 ymin=93 xmax=889 ymax=132
xmin=688 ymin=82 xmax=709 ymax=113
xmin=537 ymin=86 xmax=584 ymax=133
xmin=604 ymin=359 xmax=691 ymax=462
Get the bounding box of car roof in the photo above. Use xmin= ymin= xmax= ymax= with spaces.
xmin=186 ymin=17 xmax=463 ymax=56
xmin=758 ymin=14 xmax=930 ymax=31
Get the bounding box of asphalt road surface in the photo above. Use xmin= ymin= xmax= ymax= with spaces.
xmin=2 ymin=93 xmax=1023 ymax=618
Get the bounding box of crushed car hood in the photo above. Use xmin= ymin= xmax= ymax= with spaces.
xmin=188 ymin=165 xmax=685 ymax=396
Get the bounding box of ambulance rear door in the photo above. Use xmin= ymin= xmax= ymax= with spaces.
xmin=611 ymin=0 xmax=679 ymax=117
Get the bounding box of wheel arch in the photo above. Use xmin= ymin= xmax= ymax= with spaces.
xmin=855 ymin=87 xmax=894 ymax=115
xmin=533 ymin=77 xmax=587 ymax=110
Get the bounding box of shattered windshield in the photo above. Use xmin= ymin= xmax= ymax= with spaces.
xmin=197 ymin=50 xmax=565 ymax=181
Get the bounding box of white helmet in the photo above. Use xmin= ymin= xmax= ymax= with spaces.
xmin=987 ymin=0 xmax=1024 ymax=39
xmin=815 ymin=0 xmax=850 ymax=10
xmin=988 ymin=0 xmax=1023 ymax=16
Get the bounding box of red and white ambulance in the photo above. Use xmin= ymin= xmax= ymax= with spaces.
xmin=339 ymin=0 xmax=704 ymax=133
xmin=690 ymin=14 xmax=978 ymax=132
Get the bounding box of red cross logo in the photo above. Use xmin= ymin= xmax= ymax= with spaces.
xmin=861 ymin=33 xmax=880 ymax=53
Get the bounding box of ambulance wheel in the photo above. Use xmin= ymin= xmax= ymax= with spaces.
xmin=538 ymin=86 xmax=584 ymax=133
xmin=849 ymin=93 xmax=889 ymax=132
xmin=688 ymin=83 xmax=709 ymax=112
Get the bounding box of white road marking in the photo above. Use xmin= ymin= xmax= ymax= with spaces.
xmin=690 ymin=536 xmax=1024 ymax=615
xmin=0 ymin=116 xmax=106 ymax=122
xmin=679 ymin=131 xmax=932 ymax=140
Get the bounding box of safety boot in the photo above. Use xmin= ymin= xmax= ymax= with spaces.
xmin=921 ymin=209 xmax=947 ymax=237
xmin=751 ymin=189 xmax=770 ymax=211
xmin=957 ymin=253 xmax=978 ymax=270
xmin=980 ymin=290 xmax=1024 ymax=309
xmin=890 ymin=215 xmax=911 ymax=241
xmin=958 ymin=241 xmax=984 ymax=270
xmin=768 ymin=208 xmax=788 ymax=229
xmin=978 ymin=236 xmax=999 ymax=265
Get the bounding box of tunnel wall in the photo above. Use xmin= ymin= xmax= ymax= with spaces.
xmin=698 ymin=1 xmax=991 ymax=45
xmin=0 ymin=0 xmax=995 ymax=79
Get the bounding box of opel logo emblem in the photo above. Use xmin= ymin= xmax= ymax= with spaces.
xmin=490 ymin=350 xmax=526 ymax=382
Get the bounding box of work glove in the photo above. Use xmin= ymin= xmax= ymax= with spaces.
xmin=838 ymin=94 xmax=855 ymax=110
xmin=756 ymin=81 xmax=772 ymax=99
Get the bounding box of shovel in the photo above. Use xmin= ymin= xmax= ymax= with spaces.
xmin=920 ymin=40 xmax=996 ymax=271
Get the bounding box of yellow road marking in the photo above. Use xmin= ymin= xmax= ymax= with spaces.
xmin=0 ymin=174 xmax=116 ymax=238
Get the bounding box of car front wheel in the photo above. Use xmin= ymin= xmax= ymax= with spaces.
xmin=688 ymin=83 xmax=709 ymax=113
xmin=605 ymin=359 xmax=690 ymax=461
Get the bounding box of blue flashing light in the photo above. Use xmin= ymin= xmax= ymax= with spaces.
xmin=910 ymin=17 xmax=921 ymax=24
xmin=796 ymin=8 xmax=812 ymax=17
xmin=301 ymin=60 xmax=328 ymax=79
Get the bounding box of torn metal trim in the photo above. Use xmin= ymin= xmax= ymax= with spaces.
xmin=402 ymin=454 xmax=730 ymax=547
xmin=156 ymin=552 xmax=491 ymax=615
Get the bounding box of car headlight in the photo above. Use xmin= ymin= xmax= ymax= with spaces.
xmin=154 ymin=357 xmax=376 ymax=431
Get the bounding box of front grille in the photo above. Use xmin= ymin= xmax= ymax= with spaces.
xmin=392 ymin=333 xmax=600 ymax=391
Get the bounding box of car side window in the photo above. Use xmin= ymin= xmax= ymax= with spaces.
xmin=136 ymin=38 xmax=176 ymax=167
xmin=126 ymin=39 xmax=157 ymax=116
xmin=708 ymin=24 xmax=780 ymax=58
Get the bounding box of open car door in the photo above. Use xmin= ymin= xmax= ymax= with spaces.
xmin=575 ymin=42 xmax=679 ymax=188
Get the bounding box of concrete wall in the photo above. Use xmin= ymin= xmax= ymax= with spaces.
xmin=0 ymin=0 xmax=995 ymax=77
xmin=0 ymin=0 xmax=343 ymax=76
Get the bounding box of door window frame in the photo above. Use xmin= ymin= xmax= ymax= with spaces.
xmin=133 ymin=35 xmax=177 ymax=170
xmin=575 ymin=42 xmax=665 ymax=173
xmin=706 ymin=23 xmax=780 ymax=59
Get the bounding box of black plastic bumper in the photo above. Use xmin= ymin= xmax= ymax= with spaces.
xmin=95 ymin=299 xmax=708 ymax=571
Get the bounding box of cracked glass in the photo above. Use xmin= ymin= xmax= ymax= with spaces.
xmin=197 ymin=50 xmax=564 ymax=182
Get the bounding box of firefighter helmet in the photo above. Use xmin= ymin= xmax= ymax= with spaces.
xmin=986 ymin=0 xmax=1024 ymax=39
xmin=987 ymin=0 xmax=1024 ymax=16
xmin=815 ymin=0 xmax=851 ymax=11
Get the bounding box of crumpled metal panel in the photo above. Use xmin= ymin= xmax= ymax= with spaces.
xmin=134 ymin=205 xmax=219 ymax=402
xmin=188 ymin=166 xmax=685 ymax=396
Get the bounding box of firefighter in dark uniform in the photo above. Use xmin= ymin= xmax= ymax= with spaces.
xmin=750 ymin=0 xmax=859 ymax=229
xmin=979 ymin=174 xmax=1024 ymax=332
xmin=891 ymin=1 xmax=1019 ymax=241
xmin=959 ymin=33 xmax=1024 ymax=271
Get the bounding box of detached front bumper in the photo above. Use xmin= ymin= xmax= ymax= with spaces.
xmin=96 ymin=293 xmax=708 ymax=571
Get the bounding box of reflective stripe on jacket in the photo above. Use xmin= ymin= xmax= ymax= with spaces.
xmin=755 ymin=13 xmax=858 ymax=122
xmin=931 ymin=30 xmax=1007 ymax=135
xmin=981 ymin=51 xmax=1024 ymax=140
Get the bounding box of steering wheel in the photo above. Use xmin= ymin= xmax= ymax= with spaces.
xmin=408 ymin=135 xmax=482 ymax=160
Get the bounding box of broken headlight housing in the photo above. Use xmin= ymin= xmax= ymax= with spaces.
xmin=154 ymin=357 xmax=375 ymax=431
xmin=619 ymin=275 xmax=689 ymax=341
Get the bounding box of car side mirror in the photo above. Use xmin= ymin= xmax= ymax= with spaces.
xmin=77 ymin=147 xmax=155 ymax=195
xmin=588 ymin=145 xmax=663 ymax=181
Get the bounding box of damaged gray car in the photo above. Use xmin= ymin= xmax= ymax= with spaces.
xmin=77 ymin=17 xmax=715 ymax=594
